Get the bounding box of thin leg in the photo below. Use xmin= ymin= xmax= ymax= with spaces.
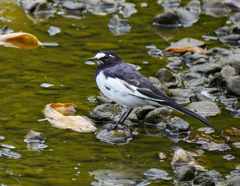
xmin=119 ymin=108 xmax=133 ymax=124
xmin=108 ymin=108 xmax=133 ymax=130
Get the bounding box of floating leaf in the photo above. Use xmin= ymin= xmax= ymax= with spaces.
xmin=0 ymin=32 xmax=41 ymax=49
xmin=43 ymin=104 xmax=97 ymax=133
xmin=50 ymin=103 xmax=76 ymax=116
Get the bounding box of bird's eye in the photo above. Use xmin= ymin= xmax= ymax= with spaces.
xmin=104 ymin=55 xmax=108 ymax=59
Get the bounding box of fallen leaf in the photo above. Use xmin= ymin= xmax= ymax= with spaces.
xmin=163 ymin=46 xmax=208 ymax=54
xmin=0 ymin=32 xmax=41 ymax=49
xmin=50 ymin=103 xmax=76 ymax=116
xmin=43 ymin=104 xmax=97 ymax=133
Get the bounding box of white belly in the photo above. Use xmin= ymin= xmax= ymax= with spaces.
xmin=96 ymin=71 xmax=159 ymax=108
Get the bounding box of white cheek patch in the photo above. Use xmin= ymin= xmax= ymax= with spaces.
xmin=95 ymin=52 xmax=106 ymax=59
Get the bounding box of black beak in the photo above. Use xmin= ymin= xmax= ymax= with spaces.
xmin=87 ymin=57 xmax=97 ymax=61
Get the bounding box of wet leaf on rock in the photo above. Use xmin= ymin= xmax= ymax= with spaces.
xmin=163 ymin=46 xmax=208 ymax=54
xmin=43 ymin=103 xmax=97 ymax=133
xmin=163 ymin=38 xmax=207 ymax=55
xmin=0 ymin=32 xmax=41 ymax=49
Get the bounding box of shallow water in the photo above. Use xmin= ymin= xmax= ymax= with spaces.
xmin=0 ymin=0 xmax=240 ymax=185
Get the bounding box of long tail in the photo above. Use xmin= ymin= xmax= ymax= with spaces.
xmin=164 ymin=100 xmax=214 ymax=128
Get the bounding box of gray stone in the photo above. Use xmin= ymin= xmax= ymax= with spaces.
xmin=90 ymin=103 xmax=121 ymax=121
xmin=167 ymin=116 xmax=190 ymax=132
xmin=62 ymin=2 xmax=86 ymax=11
xmin=96 ymin=124 xmax=132 ymax=144
xmin=183 ymin=72 xmax=207 ymax=87
xmin=190 ymin=62 xmax=222 ymax=74
xmin=175 ymin=165 xmax=196 ymax=182
xmin=153 ymin=10 xmax=180 ymax=27
xmin=187 ymin=101 xmax=220 ymax=116
xmin=175 ymin=7 xmax=198 ymax=26
xmin=144 ymin=107 xmax=175 ymax=124
xmin=208 ymin=47 xmax=232 ymax=57
xmin=193 ymin=170 xmax=223 ymax=186
xmin=156 ymin=68 xmax=184 ymax=88
xmin=186 ymin=0 xmax=201 ymax=14
xmin=134 ymin=105 xmax=156 ymax=120
xmin=148 ymin=76 xmax=172 ymax=96
xmin=96 ymin=94 xmax=113 ymax=104
xmin=219 ymin=54 xmax=240 ymax=74
xmin=156 ymin=68 xmax=174 ymax=82
xmin=221 ymin=65 xmax=237 ymax=80
xmin=217 ymin=175 xmax=240 ymax=186
xmin=169 ymin=88 xmax=194 ymax=102
xmin=226 ymin=76 xmax=240 ymax=97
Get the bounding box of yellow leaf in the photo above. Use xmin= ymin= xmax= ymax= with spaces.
xmin=0 ymin=32 xmax=41 ymax=49
xmin=163 ymin=46 xmax=208 ymax=54
xmin=43 ymin=104 xmax=97 ymax=133
xmin=50 ymin=103 xmax=76 ymax=116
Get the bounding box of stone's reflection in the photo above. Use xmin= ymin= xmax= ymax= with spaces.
xmin=90 ymin=169 xmax=137 ymax=186
xmin=153 ymin=27 xmax=179 ymax=41
xmin=24 ymin=130 xmax=47 ymax=151
xmin=108 ymin=14 xmax=131 ymax=36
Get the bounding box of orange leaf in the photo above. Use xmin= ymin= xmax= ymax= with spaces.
xmin=50 ymin=103 xmax=76 ymax=116
xmin=0 ymin=32 xmax=41 ymax=49
xmin=43 ymin=104 xmax=97 ymax=133
xmin=163 ymin=46 xmax=208 ymax=54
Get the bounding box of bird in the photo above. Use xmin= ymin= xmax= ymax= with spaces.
xmin=88 ymin=50 xmax=214 ymax=130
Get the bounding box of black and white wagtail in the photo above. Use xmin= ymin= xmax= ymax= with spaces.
xmin=88 ymin=50 xmax=214 ymax=129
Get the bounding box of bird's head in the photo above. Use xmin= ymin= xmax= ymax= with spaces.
xmin=88 ymin=50 xmax=122 ymax=67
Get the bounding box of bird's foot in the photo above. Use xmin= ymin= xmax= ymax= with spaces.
xmin=106 ymin=122 xmax=119 ymax=131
